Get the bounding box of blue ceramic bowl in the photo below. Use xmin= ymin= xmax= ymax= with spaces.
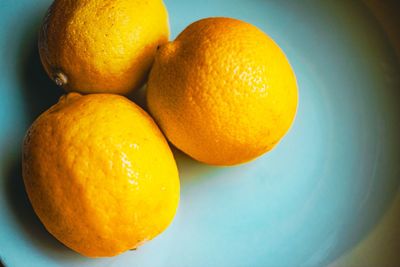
xmin=1 ymin=0 xmax=399 ymax=266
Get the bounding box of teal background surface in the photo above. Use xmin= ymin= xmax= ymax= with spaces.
xmin=1 ymin=0 xmax=400 ymax=266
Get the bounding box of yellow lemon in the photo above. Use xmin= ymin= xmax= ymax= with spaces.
xmin=147 ymin=17 xmax=298 ymax=166
xmin=22 ymin=93 xmax=180 ymax=257
xmin=39 ymin=0 xmax=169 ymax=94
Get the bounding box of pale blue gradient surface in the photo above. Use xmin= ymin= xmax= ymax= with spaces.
xmin=1 ymin=1 xmax=400 ymax=267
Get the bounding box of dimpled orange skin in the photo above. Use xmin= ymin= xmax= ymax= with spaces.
xmin=22 ymin=93 xmax=180 ymax=257
xmin=39 ymin=0 xmax=169 ymax=94
xmin=147 ymin=17 xmax=298 ymax=166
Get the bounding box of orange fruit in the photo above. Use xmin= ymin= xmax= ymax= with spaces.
xmin=39 ymin=0 xmax=169 ymax=94
xmin=22 ymin=93 xmax=180 ymax=257
xmin=147 ymin=17 xmax=298 ymax=166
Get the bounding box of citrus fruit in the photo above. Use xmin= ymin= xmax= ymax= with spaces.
xmin=22 ymin=93 xmax=180 ymax=257
xmin=38 ymin=0 xmax=169 ymax=94
xmin=147 ymin=17 xmax=298 ymax=166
